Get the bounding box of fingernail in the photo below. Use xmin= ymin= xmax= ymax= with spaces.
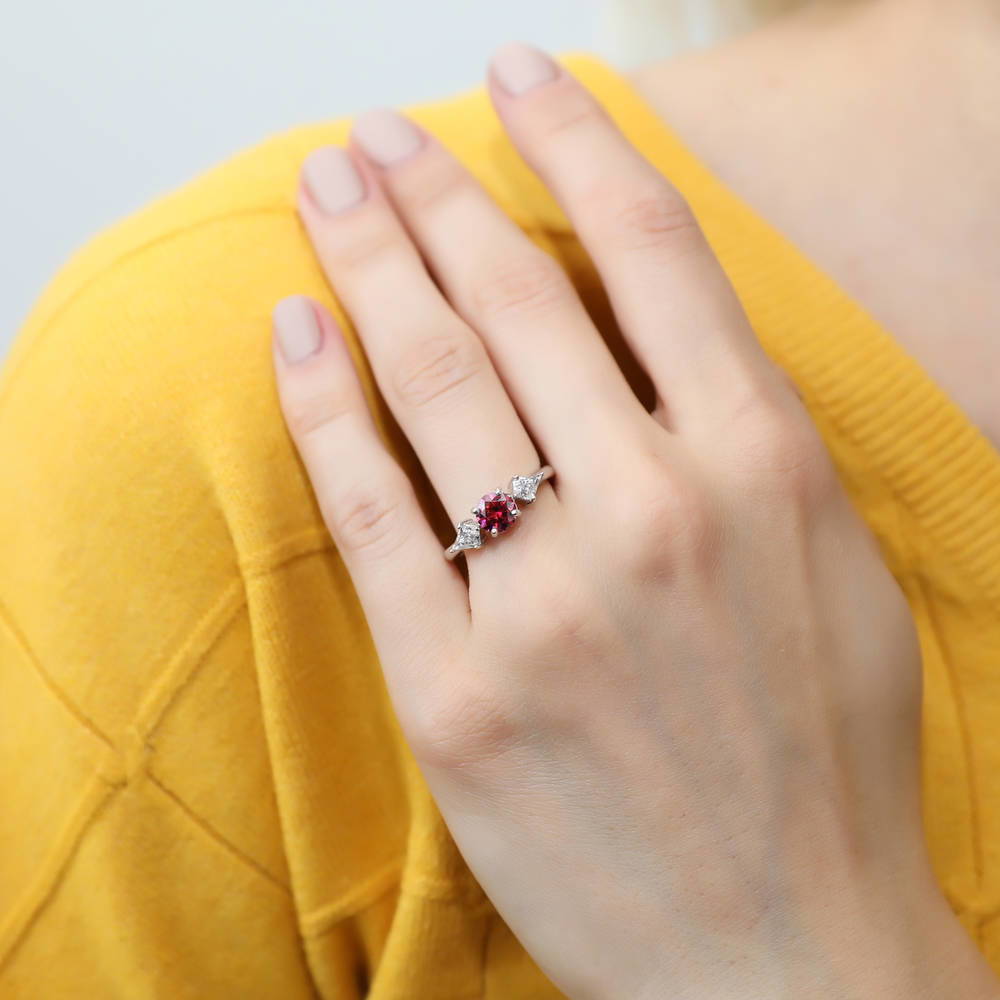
xmin=273 ymin=296 xmax=322 ymax=364
xmin=301 ymin=146 xmax=366 ymax=215
xmin=490 ymin=41 xmax=558 ymax=96
xmin=352 ymin=108 xmax=424 ymax=167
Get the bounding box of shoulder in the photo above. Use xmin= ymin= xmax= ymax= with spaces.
xmin=0 ymin=67 xmax=566 ymax=449
xmin=0 ymin=51 xmax=680 ymax=497
xmin=0 ymin=58 xmax=627 ymax=715
xmin=11 ymin=54 xmax=643 ymax=357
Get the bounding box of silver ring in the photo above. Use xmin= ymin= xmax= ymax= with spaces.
xmin=443 ymin=465 xmax=554 ymax=561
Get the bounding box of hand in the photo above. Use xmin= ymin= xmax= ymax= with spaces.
xmin=269 ymin=42 xmax=1000 ymax=1000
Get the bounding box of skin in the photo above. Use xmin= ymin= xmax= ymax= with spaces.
xmin=269 ymin=27 xmax=1000 ymax=1000
xmin=628 ymin=0 xmax=1000 ymax=451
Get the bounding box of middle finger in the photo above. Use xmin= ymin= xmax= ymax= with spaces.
xmin=344 ymin=107 xmax=656 ymax=468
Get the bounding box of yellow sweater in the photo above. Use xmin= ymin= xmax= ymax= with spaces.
xmin=2 ymin=51 xmax=999 ymax=999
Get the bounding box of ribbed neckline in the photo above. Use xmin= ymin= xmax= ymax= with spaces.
xmin=554 ymin=50 xmax=1000 ymax=612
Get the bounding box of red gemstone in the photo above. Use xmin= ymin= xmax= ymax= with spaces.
xmin=475 ymin=490 xmax=519 ymax=536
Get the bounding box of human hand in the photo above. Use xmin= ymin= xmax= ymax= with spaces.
xmin=269 ymin=42 xmax=1000 ymax=1000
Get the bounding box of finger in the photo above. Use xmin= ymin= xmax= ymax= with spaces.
xmin=270 ymin=295 xmax=469 ymax=666
xmin=295 ymin=144 xmax=545 ymax=537
xmin=486 ymin=42 xmax=794 ymax=431
xmin=345 ymin=107 xmax=655 ymax=469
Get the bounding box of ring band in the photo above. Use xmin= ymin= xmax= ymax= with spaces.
xmin=443 ymin=465 xmax=555 ymax=561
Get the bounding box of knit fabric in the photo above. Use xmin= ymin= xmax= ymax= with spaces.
xmin=2 ymin=52 xmax=998 ymax=998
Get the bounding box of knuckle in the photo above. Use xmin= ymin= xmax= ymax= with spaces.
xmin=609 ymin=186 xmax=701 ymax=253
xmin=283 ymin=390 xmax=355 ymax=440
xmin=400 ymin=158 xmax=470 ymax=217
xmin=732 ymin=398 xmax=836 ymax=502
xmin=410 ymin=677 xmax=521 ymax=773
xmin=328 ymin=477 xmax=410 ymax=557
xmin=469 ymin=252 xmax=571 ymax=322
xmin=612 ymin=460 xmax=718 ymax=573
xmin=329 ymin=217 xmax=401 ymax=274
xmin=392 ymin=331 xmax=484 ymax=409
xmin=580 ymin=177 xmax=700 ymax=253
xmin=519 ymin=569 xmax=604 ymax=652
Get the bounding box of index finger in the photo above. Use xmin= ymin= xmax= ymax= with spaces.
xmin=487 ymin=42 xmax=792 ymax=432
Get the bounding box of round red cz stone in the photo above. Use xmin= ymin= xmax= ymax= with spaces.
xmin=475 ymin=490 xmax=519 ymax=535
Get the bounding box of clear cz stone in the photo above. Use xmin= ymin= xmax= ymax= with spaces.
xmin=510 ymin=472 xmax=544 ymax=503
xmin=451 ymin=518 xmax=482 ymax=551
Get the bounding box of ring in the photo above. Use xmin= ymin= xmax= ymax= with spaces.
xmin=443 ymin=465 xmax=555 ymax=561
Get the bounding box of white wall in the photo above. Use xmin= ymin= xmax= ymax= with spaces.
xmin=1 ymin=0 xmax=689 ymax=359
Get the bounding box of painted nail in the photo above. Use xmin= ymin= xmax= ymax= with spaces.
xmin=490 ymin=41 xmax=558 ymax=96
xmin=273 ymin=296 xmax=322 ymax=364
xmin=301 ymin=146 xmax=366 ymax=215
xmin=352 ymin=108 xmax=424 ymax=167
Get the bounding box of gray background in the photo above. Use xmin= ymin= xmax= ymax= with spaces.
xmin=1 ymin=0 xmax=701 ymax=359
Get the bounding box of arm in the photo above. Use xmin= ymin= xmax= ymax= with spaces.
xmin=270 ymin=41 xmax=1000 ymax=1000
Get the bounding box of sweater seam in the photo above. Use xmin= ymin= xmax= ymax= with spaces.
xmin=0 ymin=596 xmax=113 ymax=749
xmin=0 ymin=560 xmax=292 ymax=971
xmin=146 ymin=773 xmax=292 ymax=895
xmin=298 ymin=857 xmax=494 ymax=941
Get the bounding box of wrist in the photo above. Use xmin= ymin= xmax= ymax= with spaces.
xmin=628 ymin=864 xmax=1000 ymax=1000
xmin=887 ymin=882 xmax=1000 ymax=1000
